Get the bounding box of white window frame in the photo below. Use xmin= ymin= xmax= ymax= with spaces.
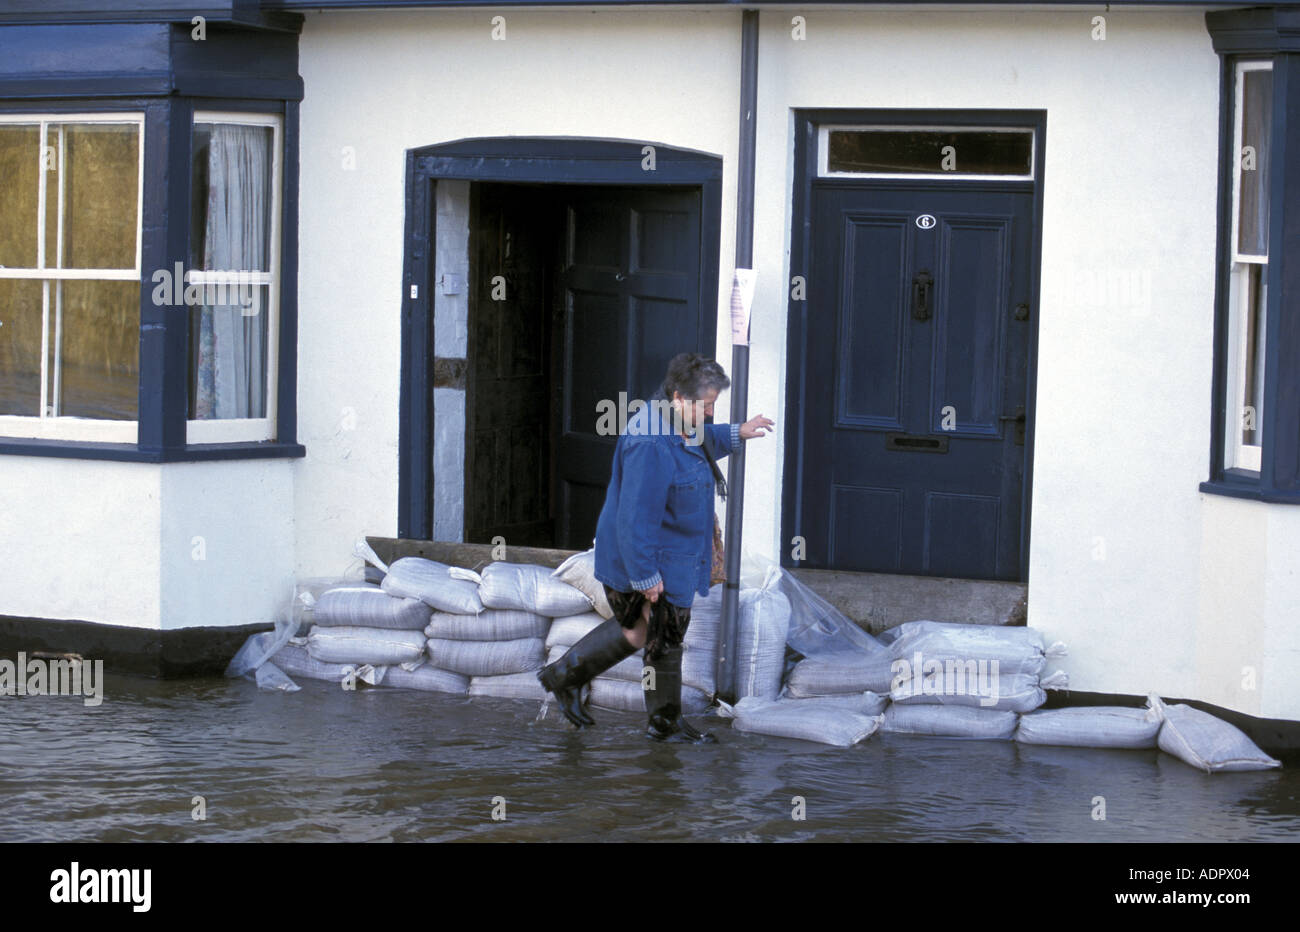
xmin=0 ymin=112 xmax=145 ymax=443
xmin=818 ymin=124 xmax=1036 ymax=181
xmin=185 ymin=110 xmax=283 ymax=445
xmin=1223 ymin=60 xmax=1272 ymax=474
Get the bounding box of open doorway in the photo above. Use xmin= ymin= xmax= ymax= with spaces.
xmin=463 ymin=181 xmax=710 ymax=550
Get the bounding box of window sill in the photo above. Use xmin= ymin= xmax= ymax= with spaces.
xmin=1199 ymin=478 xmax=1300 ymax=505
xmin=0 ymin=438 xmax=305 ymax=463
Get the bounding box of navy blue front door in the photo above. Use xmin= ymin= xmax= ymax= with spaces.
xmin=796 ymin=183 xmax=1033 ymax=580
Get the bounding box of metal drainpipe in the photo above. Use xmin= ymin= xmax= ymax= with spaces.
xmin=716 ymin=8 xmax=759 ymax=704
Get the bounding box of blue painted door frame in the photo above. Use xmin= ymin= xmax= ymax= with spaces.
xmin=398 ymin=137 xmax=723 ymax=540
xmin=783 ymin=109 xmax=1046 ymax=583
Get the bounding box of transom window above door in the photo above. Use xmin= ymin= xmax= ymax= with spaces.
xmin=819 ymin=126 xmax=1035 ymax=180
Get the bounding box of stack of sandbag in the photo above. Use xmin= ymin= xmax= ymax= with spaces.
xmin=878 ymin=620 xmax=1067 ymax=738
xmin=1146 ymin=693 xmax=1281 ymax=772
xmin=300 ymin=559 xmax=466 ymax=694
xmin=718 ymin=693 xmax=887 ymax=747
xmin=438 ymin=561 xmax=589 ymax=700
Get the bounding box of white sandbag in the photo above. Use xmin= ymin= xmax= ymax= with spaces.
xmin=1015 ymin=705 xmax=1161 ymax=748
xmin=887 ymin=620 xmax=1065 ymax=676
xmin=588 ymin=676 xmax=711 ymax=715
xmin=684 ymin=584 xmax=723 ymax=650
xmin=424 ymin=609 xmax=549 ymax=641
xmin=426 ymin=636 xmax=546 ymax=677
xmin=381 ymin=663 xmax=470 ymax=695
xmin=890 ymin=669 xmax=1067 ymax=714
xmin=380 ymin=556 xmax=484 ymax=615
xmin=311 ymin=586 xmax=432 ymax=630
xmin=785 ymin=652 xmax=897 ymax=697
xmin=307 ymin=626 xmax=427 ymax=666
xmin=719 ymin=697 xmax=883 ymax=748
xmin=479 ymin=562 xmax=592 ymax=616
xmin=552 ymin=549 xmax=613 ymax=619
xmin=545 ymin=612 xmax=604 ymax=649
xmin=882 ymin=703 xmax=1019 ymax=740
xmin=1148 ymin=693 xmax=1282 ymax=772
xmin=290 ymin=577 xmax=380 ymax=634
xmin=735 ymin=587 xmax=791 ymax=700
xmin=784 ymin=692 xmax=888 ymax=717
xmin=272 ymin=642 xmax=366 ymax=684
xmin=469 ymin=670 xmax=550 ymax=701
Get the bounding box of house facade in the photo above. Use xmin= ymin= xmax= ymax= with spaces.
xmin=1 ymin=2 xmax=1298 ymax=730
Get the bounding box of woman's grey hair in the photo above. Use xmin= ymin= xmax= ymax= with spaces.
xmin=661 ymin=352 xmax=730 ymax=401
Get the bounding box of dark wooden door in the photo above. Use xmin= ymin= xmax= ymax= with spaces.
xmin=792 ymin=183 xmax=1033 ymax=579
xmin=465 ymin=184 xmax=559 ymax=546
xmin=554 ymin=185 xmax=705 ymax=550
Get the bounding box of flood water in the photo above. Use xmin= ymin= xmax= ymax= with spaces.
xmin=1 ymin=673 xmax=1297 ymax=843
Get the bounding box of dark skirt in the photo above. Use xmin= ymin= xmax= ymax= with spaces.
xmin=602 ymin=584 xmax=692 ymax=664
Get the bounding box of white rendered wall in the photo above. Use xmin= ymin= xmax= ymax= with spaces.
xmin=0 ymin=459 xmax=162 ymax=629
xmin=0 ymin=458 xmax=294 ymax=631
xmin=158 ymin=461 xmax=297 ymax=631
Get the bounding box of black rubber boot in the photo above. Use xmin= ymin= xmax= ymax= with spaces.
xmin=644 ymin=645 xmax=717 ymax=744
xmin=537 ymin=618 xmax=637 ymax=728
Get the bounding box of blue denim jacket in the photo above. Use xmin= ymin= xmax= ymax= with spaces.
xmin=593 ymin=401 xmax=740 ymax=608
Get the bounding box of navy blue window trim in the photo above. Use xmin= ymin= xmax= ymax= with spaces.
xmin=1203 ymin=9 xmax=1300 ymax=503
xmin=0 ymin=20 xmax=304 ymax=464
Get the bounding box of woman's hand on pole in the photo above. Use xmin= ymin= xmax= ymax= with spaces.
xmin=640 ymin=581 xmax=664 ymax=603
xmin=739 ymin=414 xmax=775 ymax=440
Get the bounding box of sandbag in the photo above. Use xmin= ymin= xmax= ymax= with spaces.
xmin=381 ymin=557 xmax=484 ymax=615
xmin=552 ymin=549 xmax=613 ymax=619
xmin=783 ymin=692 xmax=888 ymax=717
xmin=479 ymin=562 xmax=592 ymax=616
xmin=1148 ymin=693 xmax=1282 ymax=772
xmin=735 ymin=587 xmax=790 ymax=700
xmin=381 ymin=663 xmax=470 ymax=695
xmin=545 ymin=612 xmax=604 ymax=649
xmin=890 ymin=669 xmax=1067 ymax=714
xmin=881 ymin=703 xmax=1019 ymax=740
xmin=1015 ymin=705 xmax=1161 ymax=749
xmin=784 ymin=652 xmax=897 ymax=697
xmin=272 ymin=641 xmax=373 ymax=684
xmin=307 ymin=626 xmax=427 ymax=666
xmin=426 ymin=636 xmax=546 ymax=677
xmin=719 ymin=697 xmax=883 ymax=748
xmin=290 ymin=577 xmax=381 ymax=635
xmin=469 ymin=670 xmax=551 ymax=701
xmin=588 ymin=676 xmax=711 ymax=715
xmin=425 ymin=609 xmax=549 ymax=642
xmin=684 ymin=584 xmax=723 ymax=651
xmin=886 ymin=620 xmax=1065 ymax=676
xmin=311 ymin=586 xmax=432 ymax=630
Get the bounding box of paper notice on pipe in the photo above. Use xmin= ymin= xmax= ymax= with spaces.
xmin=729 ymin=269 xmax=756 ymax=346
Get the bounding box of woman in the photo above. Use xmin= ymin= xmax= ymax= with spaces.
xmin=537 ymin=353 xmax=775 ymax=742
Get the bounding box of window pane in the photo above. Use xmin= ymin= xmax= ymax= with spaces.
xmin=1237 ymin=68 xmax=1271 ymax=257
xmin=0 ymin=124 xmax=40 ymax=269
xmin=1241 ymin=264 xmax=1265 ymax=447
xmin=51 ymin=123 xmax=140 ymax=270
xmin=189 ymin=284 xmax=269 ymax=419
xmin=827 ymin=129 xmax=1032 ymax=175
xmin=55 ymin=279 xmax=138 ymax=419
xmin=190 ymin=123 xmax=273 ymax=272
xmin=0 ymin=278 xmax=44 ymax=415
